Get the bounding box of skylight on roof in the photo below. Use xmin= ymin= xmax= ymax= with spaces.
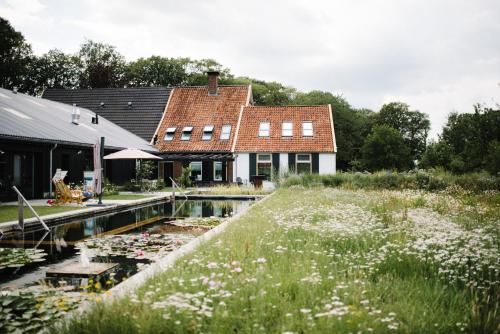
xmin=202 ymin=125 xmax=214 ymax=140
xmin=181 ymin=126 xmax=193 ymax=141
xmin=164 ymin=127 xmax=176 ymax=141
xmin=2 ymin=107 xmax=32 ymax=120
xmin=220 ymin=125 xmax=231 ymax=140
xmin=282 ymin=122 xmax=293 ymax=137
xmin=259 ymin=122 xmax=270 ymax=137
xmin=302 ymin=121 xmax=313 ymax=136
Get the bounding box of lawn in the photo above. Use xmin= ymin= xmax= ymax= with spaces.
xmin=59 ymin=185 xmax=499 ymax=333
xmin=0 ymin=205 xmax=81 ymax=223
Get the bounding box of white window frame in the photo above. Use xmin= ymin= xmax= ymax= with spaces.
xmin=164 ymin=127 xmax=176 ymax=141
xmin=181 ymin=126 xmax=193 ymax=141
xmin=213 ymin=161 xmax=223 ymax=181
xmin=282 ymin=122 xmax=293 ymax=137
xmin=190 ymin=161 xmax=202 ymax=181
xmin=302 ymin=121 xmax=313 ymax=137
xmin=259 ymin=122 xmax=270 ymax=137
xmin=220 ymin=125 xmax=231 ymax=140
xmin=202 ymin=125 xmax=214 ymax=141
xmin=296 ymin=153 xmax=312 ymax=174
xmin=256 ymin=153 xmax=272 ymax=176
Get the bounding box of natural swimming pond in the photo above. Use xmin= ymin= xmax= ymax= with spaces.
xmin=0 ymin=199 xmax=253 ymax=290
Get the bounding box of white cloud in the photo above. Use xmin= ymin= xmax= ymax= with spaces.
xmin=1 ymin=0 xmax=499 ymax=138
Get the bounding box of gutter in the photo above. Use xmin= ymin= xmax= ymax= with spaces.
xmin=48 ymin=143 xmax=57 ymax=196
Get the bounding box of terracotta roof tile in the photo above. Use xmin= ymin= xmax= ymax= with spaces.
xmin=234 ymin=105 xmax=335 ymax=152
xmin=155 ymin=86 xmax=250 ymax=152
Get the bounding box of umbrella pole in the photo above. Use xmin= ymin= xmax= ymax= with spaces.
xmin=98 ymin=136 xmax=105 ymax=205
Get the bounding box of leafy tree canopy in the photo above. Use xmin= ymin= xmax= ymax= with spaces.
xmin=361 ymin=125 xmax=412 ymax=171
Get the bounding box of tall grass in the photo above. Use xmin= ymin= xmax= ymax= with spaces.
xmin=59 ymin=188 xmax=499 ymax=333
xmin=280 ymin=170 xmax=500 ymax=193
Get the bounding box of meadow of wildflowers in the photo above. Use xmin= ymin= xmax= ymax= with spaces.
xmin=61 ymin=186 xmax=499 ymax=333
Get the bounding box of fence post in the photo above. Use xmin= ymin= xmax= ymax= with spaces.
xmin=17 ymin=194 xmax=24 ymax=230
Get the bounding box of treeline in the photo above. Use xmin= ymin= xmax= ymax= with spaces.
xmin=1 ymin=17 xmax=499 ymax=175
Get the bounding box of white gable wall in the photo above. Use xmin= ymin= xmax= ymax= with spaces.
xmin=319 ymin=153 xmax=336 ymax=174
xmin=234 ymin=153 xmax=250 ymax=184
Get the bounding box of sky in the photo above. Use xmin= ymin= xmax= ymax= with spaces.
xmin=1 ymin=0 xmax=499 ymax=138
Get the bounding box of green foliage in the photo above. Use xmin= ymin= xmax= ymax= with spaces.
xmin=125 ymin=56 xmax=190 ymax=87
xmin=178 ymin=166 xmax=192 ymax=188
xmin=78 ymin=39 xmax=127 ymax=89
xmin=376 ymin=102 xmax=430 ymax=160
xmin=24 ymin=49 xmax=80 ymax=95
xmin=280 ymin=170 xmax=500 ymax=193
xmin=485 ymin=140 xmax=500 ymax=175
xmin=361 ymin=125 xmax=412 ymax=171
xmin=0 ymin=17 xmax=33 ymax=91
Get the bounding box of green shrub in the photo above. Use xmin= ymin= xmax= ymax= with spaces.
xmin=178 ymin=166 xmax=192 ymax=188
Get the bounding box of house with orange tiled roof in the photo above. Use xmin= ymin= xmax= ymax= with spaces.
xmin=152 ymin=71 xmax=252 ymax=183
xmin=153 ymin=71 xmax=336 ymax=185
xmin=232 ymin=105 xmax=337 ymax=184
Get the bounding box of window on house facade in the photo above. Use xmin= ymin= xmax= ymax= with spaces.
xmin=190 ymin=161 xmax=202 ymax=181
xmin=259 ymin=122 xmax=270 ymax=137
xmin=181 ymin=126 xmax=193 ymax=141
xmin=164 ymin=127 xmax=176 ymax=141
xmin=257 ymin=154 xmax=272 ymax=177
xmin=282 ymin=122 xmax=293 ymax=137
xmin=296 ymin=154 xmax=312 ymax=174
xmin=214 ymin=161 xmax=223 ymax=181
xmin=220 ymin=125 xmax=231 ymax=140
xmin=202 ymin=125 xmax=214 ymax=140
xmin=302 ymin=122 xmax=313 ymax=137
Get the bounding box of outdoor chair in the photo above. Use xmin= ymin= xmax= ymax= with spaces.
xmin=53 ymin=180 xmax=84 ymax=205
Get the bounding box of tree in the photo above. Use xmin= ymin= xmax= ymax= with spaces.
xmin=24 ymin=49 xmax=80 ymax=95
xmin=0 ymin=17 xmax=33 ymax=91
xmin=126 ymin=56 xmax=190 ymax=87
xmin=185 ymin=59 xmax=232 ymax=86
xmin=361 ymin=125 xmax=412 ymax=171
xmin=376 ymin=102 xmax=430 ymax=160
xmin=485 ymin=140 xmax=500 ymax=175
xmin=292 ymin=91 xmax=374 ymax=170
xmin=78 ymin=40 xmax=126 ymax=88
xmin=419 ymin=140 xmax=454 ymax=170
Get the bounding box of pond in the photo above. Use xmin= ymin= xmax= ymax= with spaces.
xmin=0 ymin=199 xmax=253 ymax=290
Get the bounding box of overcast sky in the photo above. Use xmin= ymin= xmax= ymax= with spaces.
xmin=1 ymin=0 xmax=499 ymax=138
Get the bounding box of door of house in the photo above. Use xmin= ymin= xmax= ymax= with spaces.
xmin=163 ymin=162 xmax=173 ymax=184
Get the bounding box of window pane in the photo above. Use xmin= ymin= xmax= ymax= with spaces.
xmin=297 ymin=154 xmax=311 ymax=162
xmin=303 ymin=122 xmax=313 ymax=136
xmin=257 ymin=162 xmax=272 ymax=177
xmin=164 ymin=133 xmax=174 ymax=141
xmin=257 ymin=154 xmax=271 ymax=162
xmin=181 ymin=132 xmax=191 ymax=140
xmin=190 ymin=162 xmax=202 ymax=181
xmin=220 ymin=125 xmax=231 ymax=140
xmin=282 ymin=122 xmax=293 ymax=137
xmin=259 ymin=122 xmax=270 ymax=137
xmin=214 ymin=162 xmax=223 ymax=181
xmin=296 ymin=162 xmax=311 ymax=174
xmin=202 ymin=132 xmax=212 ymax=140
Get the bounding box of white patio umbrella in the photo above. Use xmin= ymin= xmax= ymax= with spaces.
xmin=103 ymin=148 xmax=161 ymax=160
xmin=93 ymin=139 xmax=102 ymax=195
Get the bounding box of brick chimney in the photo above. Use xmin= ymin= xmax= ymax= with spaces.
xmin=207 ymin=71 xmax=219 ymax=96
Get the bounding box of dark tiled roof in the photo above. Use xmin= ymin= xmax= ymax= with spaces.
xmin=155 ymin=86 xmax=251 ymax=153
xmin=0 ymin=88 xmax=157 ymax=152
xmin=43 ymin=87 xmax=171 ymax=141
xmin=234 ymin=105 xmax=336 ymax=153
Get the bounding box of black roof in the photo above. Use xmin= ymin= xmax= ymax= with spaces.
xmin=43 ymin=87 xmax=172 ymax=142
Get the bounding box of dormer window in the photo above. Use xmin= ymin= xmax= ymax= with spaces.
xmin=302 ymin=121 xmax=313 ymax=137
xmin=202 ymin=125 xmax=214 ymax=140
xmin=220 ymin=125 xmax=231 ymax=140
xmin=259 ymin=122 xmax=270 ymax=137
xmin=164 ymin=127 xmax=176 ymax=141
xmin=181 ymin=126 xmax=193 ymax=141
xmin=282 ymin=122 xmax=293 ymax=137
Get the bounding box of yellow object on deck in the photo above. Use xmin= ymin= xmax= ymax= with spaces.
xmin=53 ymin=180 xmax=84 ymax=205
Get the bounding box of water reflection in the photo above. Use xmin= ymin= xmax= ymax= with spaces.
xmin=0 ymin=200 xmax=252 ymax=288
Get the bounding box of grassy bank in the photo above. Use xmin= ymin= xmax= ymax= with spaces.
xmin=280 ymin=170 xmax=500 ymax=193
xmin=0 ymin=205 xmax=80 ymax=223
xmin=60 ymin=187 xmax=499 ymax=333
